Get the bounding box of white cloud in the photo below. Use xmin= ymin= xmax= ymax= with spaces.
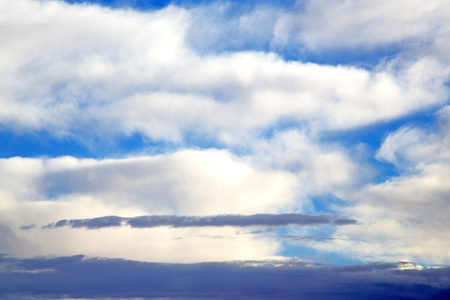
xmin=15 ymin=225 xmax=281 ymax=263
xmin=243 ymin=130 xmax=364 ymax=198
xmin=310 ymin=107 xmax=450 ymax=264
xmin=0 ymin=0 xmax=190 ymax=134
xmin=376 ymin=127 xmax=439 ymax=168
xmin=376 ymin=110 xmax=450 ymax=169
xmin=0 ymin=150 xmax=297 ymax=216
xmin=273 ymin=0 xmax=450 ymax=51
xmin=1 ymin=0 xmax=448 ymax=144
xmin=0 ymin=149 xmax=295 ymax=261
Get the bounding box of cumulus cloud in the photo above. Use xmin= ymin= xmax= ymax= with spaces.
xmin=312 ymin=107 xmax=450 ymax=264
xmin=0 ymin=255 xmax=448 ymax=299
xmin=1 ymin=0 xmax=448 ymax=145
xmin=39 ymin=150 xmax=297 ymax=215
xmin=0 ymin=149 xmax=298 ymax=261
xmin=41 ymin=213 xmax=357 ymax=229
xmin=243 ymin=130 xmax=364 ymax=196
xmin=0 ymin=150 xmax=296 ymax=215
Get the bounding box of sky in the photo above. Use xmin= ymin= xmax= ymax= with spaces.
xmin=1 ymin=0 xmax=450 ymax=298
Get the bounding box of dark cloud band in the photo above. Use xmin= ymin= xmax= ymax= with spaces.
xmin=1 ymin=255 xmax=448 ymax=299
xmin=41 ymin=214 xmax=357 ymax=230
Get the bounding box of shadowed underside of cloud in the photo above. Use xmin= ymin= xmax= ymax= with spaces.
xmin=0 ymin=254 xmax=448 ymax=299
xmin=41 ymin=214 xmax=358 ymax=230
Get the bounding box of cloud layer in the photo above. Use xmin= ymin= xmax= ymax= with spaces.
xmin=1 ymin=0 xmax=449 ymax=144
xmin=42 ymin=213 xmax=357 ymax=229
xmin=1 ymin=255 xmax=448 ymax=299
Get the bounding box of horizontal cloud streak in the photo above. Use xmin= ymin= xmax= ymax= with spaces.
xmin=0 ymin=255 xmax=448 ymax=299
xmin=41 ymin=214 xmax=358 ymax=230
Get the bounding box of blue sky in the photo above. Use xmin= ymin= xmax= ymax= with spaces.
xmin=1 ymin=0 xmax=450 ymax=298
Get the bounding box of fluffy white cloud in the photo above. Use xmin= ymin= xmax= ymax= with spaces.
xmin=0 ymin=149 xmax=295 ymax=261
xmin=0 ymin=150 xmax=297 ymax=216
xmin=0 ymin=0 xmax=190 ymax=134
xmin=310 ymin=107 xmax=450 ymax=264
xmin=1 ymin=0 xmax=448 ymax=144
xmin=243 ymin=130 xmax=365 ymax=198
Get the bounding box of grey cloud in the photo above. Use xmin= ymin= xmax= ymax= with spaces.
xmin=19 ymin=224 xmax=35 ymax=230
xmin=42 ymin=214 xmax=358 ymax=230
xmin=0 ymin=255 xmax=448 ymax=299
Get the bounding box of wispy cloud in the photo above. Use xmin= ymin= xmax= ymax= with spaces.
xmin=273 ymin=0 xmax=450 ymax=52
